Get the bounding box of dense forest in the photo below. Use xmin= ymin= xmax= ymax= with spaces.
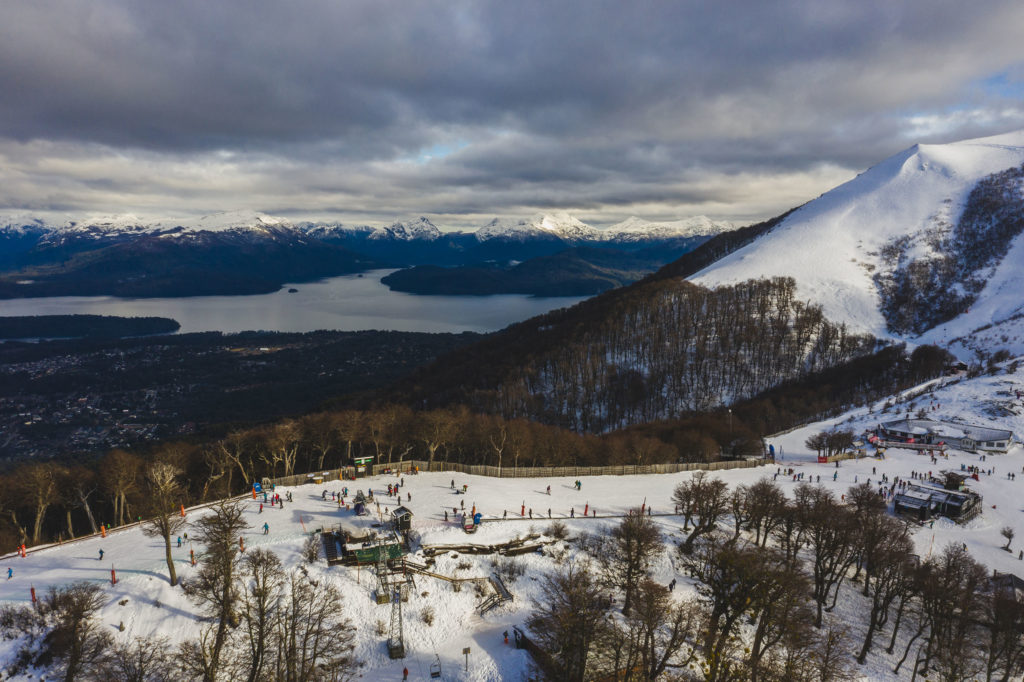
xmin=398 ymin=277 xmax=876 ymax=432
xmin=875 ymin=163 xmax=1024 ymax=334
xmin=0 ymin=314 xmax=180 ymax=339
xmin=0 ymin=340 xmax=954 ymax=554
xmin=380 ymin=246 xmax=660 ymax=296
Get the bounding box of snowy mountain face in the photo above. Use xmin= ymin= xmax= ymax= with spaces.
xmin=603 ymin=215 xmax=733 ymax=241
xmin=472 ymin=212 xmax=726 ymax=243
xmin=475 ymin=213 xmax=601 ymax=241
xmin=691 ymin=130 xmax=1024 ymax=356
xmin=370 ymin=216 xmax=443 ymax=241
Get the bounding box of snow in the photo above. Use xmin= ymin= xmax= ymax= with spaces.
xmin=691 ymin=129 xmax=1024 ymax=349
xmin=475 ymin=212 xmax=600 ymax=241
xmin=371 ymin=217 xmax=443 ymax=241
xmin=603 ymin=215 xmax=732 ymax=240
xmin=5 ymin=359 xmax=1024 ymax=680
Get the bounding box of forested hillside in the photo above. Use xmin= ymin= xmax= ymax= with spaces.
xmin=875 ymin=162 xmax=1024 ymax=334
xmin=398 ymin=276 xmax=876 ymax=432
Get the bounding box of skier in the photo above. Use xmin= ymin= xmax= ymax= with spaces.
xmin=6 ymin=568 xmax=11 ymax=580
xmin=451 ymin=479 xmax=455 ymax=488
xmin=504 ymin=630 xmax=509 ymax=644
xmin=570 ymin=508 xmax=575 ymax=518
xmin=546 ymin=485 xmax=551 ymax=495
xmin=444 ymin=510 xmax=448 ymax=522
xmin=259 ymin=503 xmax=263 ymax=514
xmin=98 ymin=549 xmax=104 ymax=561
xmin=407 ymin=492 xmax=411 ymax=502
xmin=177 ymin=536 xmax=182 ymax=547
xmin=322 ymin=490 xmax=327 ymax=500
xmin=403 ymin=667 xmax=409 ymax=681
xmin=263 ymin=522 xmax=270 ymax=535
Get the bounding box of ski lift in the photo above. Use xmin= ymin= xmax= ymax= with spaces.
xmin=430 ymin=654 xmax=442 ymax=678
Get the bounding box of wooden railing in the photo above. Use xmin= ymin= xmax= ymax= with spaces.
xmin=266 ymin=457 xmax=765 ymax=487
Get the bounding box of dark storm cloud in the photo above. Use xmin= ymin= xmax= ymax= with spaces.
xmin=1 ymin=0 xmax=1023 ymax=222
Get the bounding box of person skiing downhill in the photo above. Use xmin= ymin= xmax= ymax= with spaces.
xmin=6 ymin=568 xmax=11 ymax=580
xmin=98 ymin=549 xmax=104 ymax=561
xmin=263 ymin=522 xmax=269 ymax=535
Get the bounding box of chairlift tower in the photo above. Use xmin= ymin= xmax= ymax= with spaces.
xmin=388 ymin=587 xmax=405 ymax=659
xmin=375 ymin=535 xmax=391 ymax=604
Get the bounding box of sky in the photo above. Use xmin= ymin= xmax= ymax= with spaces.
xmin=2 ymin=1 xmax=1024 ymax=230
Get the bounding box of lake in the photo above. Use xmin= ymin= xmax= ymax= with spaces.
xmin=0 ymin=270 xmax=587 ymax=334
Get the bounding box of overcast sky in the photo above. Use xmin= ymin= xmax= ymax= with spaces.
xmin=2 ymin=1 xmax=1024 ymax=229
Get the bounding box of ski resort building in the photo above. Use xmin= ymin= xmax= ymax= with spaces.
xmin=893 ymin=480 xmax=982 ymax=523
xmin=878 ymin=418 xmax=1015 ymax=453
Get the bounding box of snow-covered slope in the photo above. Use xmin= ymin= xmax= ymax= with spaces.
xmin=604 ymin=215 xmax=732 ymax=241
xmin=475 ymin=212 xmax=601 ymax=241
xmin=3 ymin=359 xmax=1024 ymax=680
xmin=371 ymin=216 xmax=443 ymax=241
xmin=691 ymin=130 xmax=1024 ymax=351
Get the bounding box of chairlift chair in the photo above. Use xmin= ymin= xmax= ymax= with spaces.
xmin=430 ymin=654 xmax=442 ymax=678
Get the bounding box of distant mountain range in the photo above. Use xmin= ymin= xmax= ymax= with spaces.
xmin=0 ymin=209 xmax=731 ymax=298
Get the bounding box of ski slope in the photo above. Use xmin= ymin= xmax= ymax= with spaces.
xmin=3 ymin=360 xmax=1024 ymax=680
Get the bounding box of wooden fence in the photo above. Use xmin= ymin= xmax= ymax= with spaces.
xmin=266 ymin=457 xmax=765 ymax=488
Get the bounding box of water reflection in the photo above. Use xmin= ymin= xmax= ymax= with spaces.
xmin=0 ymin=270 xmax=587 ymax=334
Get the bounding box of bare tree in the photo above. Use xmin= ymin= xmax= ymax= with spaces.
xmin=269 ymin=420 xmax=302 ymax=478
xmin=43 ymin=581 xmax=113 ymax=682
xmin=302 ymin=412 xmax=339 ymax=471
xmin=17 ymin=462 xmax=60 ymax=544
xmin=182 ymin=500 xmax=250 ymax=681
xmin=141 ymin=461 xmax=188 ymax=586
xmin=97 ymin=635 xmax=174 ymax=682
xmin=101 ymin=449 xmax=141 ymax=527
xmin=684 ymin=540 xmax=779 ymax=681
xmin=856 ymin=517 xmax=916 ymax=664
xmin=418 ymin=409 xmax=455 ymax=468
xmin=1001 ymin=526 xmax=1015 ymax=551
xmin=982 ymin=579 xmax=1024 ymax=682
xmin=910 ymin=543 xmax=988 ymax=680
xmin=526 ymin=561 xmax=610 ymax=682
xmin=802 ymin=486 xmax=858 ymax=627
xmin=592 ymin=580 xmax=701 ymax=681
xmin=270 ymin=573 xmax=357 ymax=681
xmin=672 ymin=472 xmax=729 ymax=554
xmin=68 ymin=466 xmax=100 ymax=536
xmin=605 ymin=512 xmax=663 ymax=615
xmin=236 ymin=549 xmax=285 ymax=682
xmin=743 ymin=478 xmax=787 ymax=547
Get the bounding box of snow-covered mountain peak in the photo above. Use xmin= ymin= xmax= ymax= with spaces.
xmin=691 ymin=128 xmax=1024 ymax=348
xmin=371 ymin=216 xmax=442 ymax=241
xmin=181 ymin=210 xmax=291 ymax=233
xmin=605 ymin=215 xmax=732 ymax=239
xmin=475 ymin=213 xmax=598 ymax=241
xmin=533 ymin=212 xmax=598 ymax=239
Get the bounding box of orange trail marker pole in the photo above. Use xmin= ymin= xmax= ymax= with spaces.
xmin=101 ymin=526 xmax=106 ymax=538
xmin=239 ymin=537 xmax=245 ymax=553
xmin=111 ymin=567 xmax=117 ymax=585
xmin=180 ymin=504 xmax=185 ymax=517
xmin=30 ymin=586 xmax=36 ymax=603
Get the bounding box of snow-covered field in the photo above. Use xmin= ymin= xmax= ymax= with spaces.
xmin=3 ymin=362 xmax=1024 ymax=680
